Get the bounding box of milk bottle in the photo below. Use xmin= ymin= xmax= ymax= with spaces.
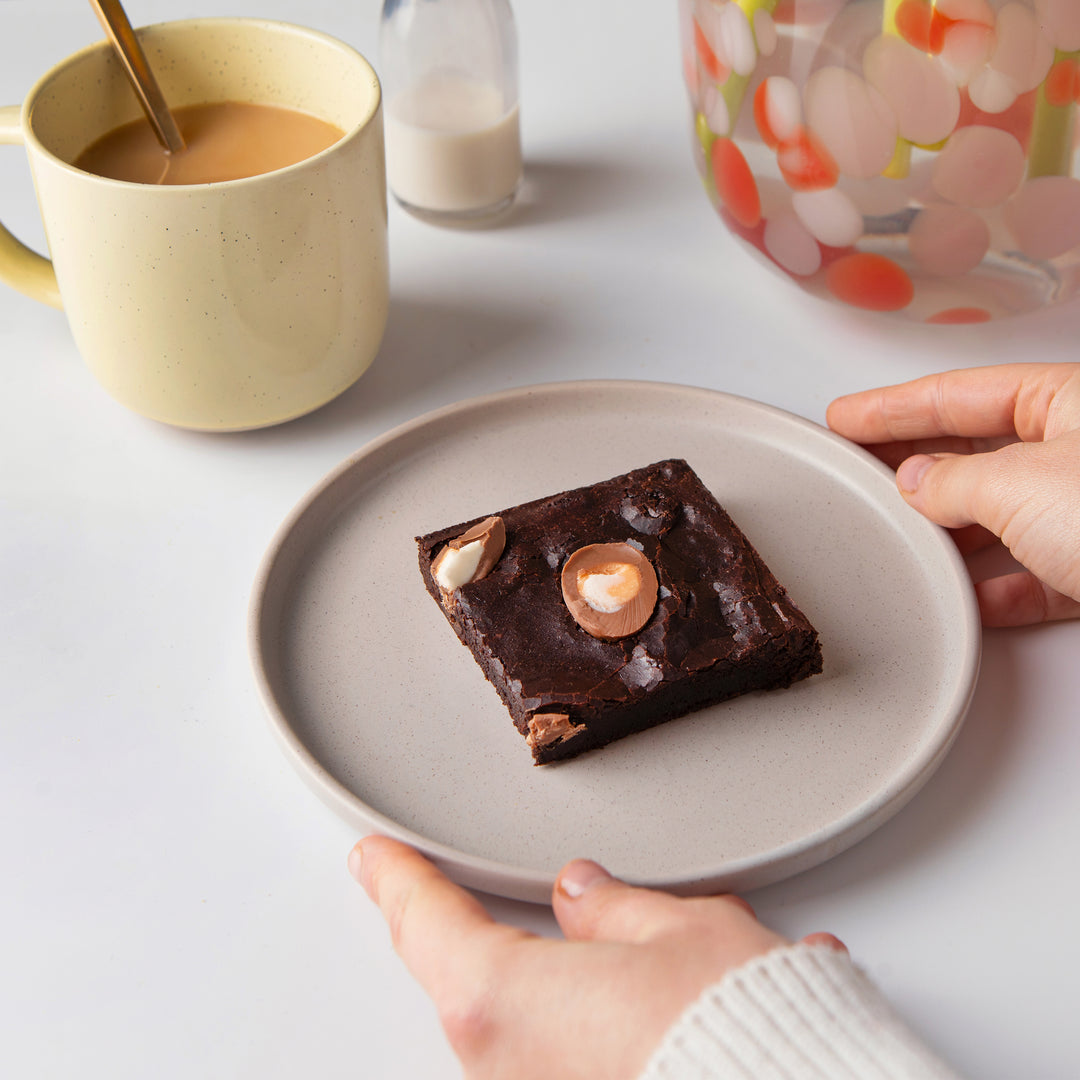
xmin=380 ymin=0 xmax=522 ymax=223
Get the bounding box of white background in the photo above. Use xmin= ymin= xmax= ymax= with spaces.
xmin=2 ymin=2 xmax=1078 ymax=1077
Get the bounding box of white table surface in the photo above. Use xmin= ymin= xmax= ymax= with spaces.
xmin=3 ymin=2 xmax=1079 ymax=1078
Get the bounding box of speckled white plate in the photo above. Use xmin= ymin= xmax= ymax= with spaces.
xmin=248 ymin=381 xmax=981 ymax=903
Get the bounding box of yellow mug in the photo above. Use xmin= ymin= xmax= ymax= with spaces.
xmin=0 ymin=18 xmax=388 ymax=431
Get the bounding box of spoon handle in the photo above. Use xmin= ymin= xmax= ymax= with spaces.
xmin=89 ymin=0 xmax=185 ymax=153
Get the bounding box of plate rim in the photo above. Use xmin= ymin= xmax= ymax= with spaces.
xmin=247 ymin=378 xmax=982 ymax=902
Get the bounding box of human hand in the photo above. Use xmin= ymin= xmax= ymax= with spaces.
xmin=826 ymin=363 xmax=1080 ymax=627
xmin=349 ymin=835 xmax=843 ymax=1080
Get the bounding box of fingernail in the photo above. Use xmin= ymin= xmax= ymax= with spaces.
xmin=557 ymin=859 xmax=612 ymax=899
xmin=896 ymin=454 xmax=934 ymax=494
xmin=802 ymin=931 xmax=849 ymax=955
xmin=347 ymin=842 xmax=364 ymax=884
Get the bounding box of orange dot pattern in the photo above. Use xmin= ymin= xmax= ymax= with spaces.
xmin=826 ymin=253 xmax=915 ymax=312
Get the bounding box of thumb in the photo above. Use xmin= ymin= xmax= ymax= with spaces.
xmin=551 ymin=861 xmax=781 ymax=955
xmin=896 ymin=442 xmax=1080 ymax=622
xmin=894 ymin=448 xmax=1030 ymax=534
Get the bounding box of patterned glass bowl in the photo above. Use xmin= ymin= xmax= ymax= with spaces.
xmin=679 ymin=0 xmax=1080 ymax=321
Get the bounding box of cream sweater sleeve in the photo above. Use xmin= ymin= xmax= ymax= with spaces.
xmin=637 ymin=943 xmax=965 ymax=1080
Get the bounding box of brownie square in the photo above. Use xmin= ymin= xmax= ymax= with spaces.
xmin=416 ymin=459 xmax=822 ymax=764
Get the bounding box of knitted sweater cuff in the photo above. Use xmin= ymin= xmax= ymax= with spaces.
xmin=636 ymin=942 xmax=964 ymax=1080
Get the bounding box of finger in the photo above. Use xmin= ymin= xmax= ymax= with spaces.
xmin=976 ymin=573 xmax=1080 ymax=627
xmin=553 ymin=861 xmax=782 ymax=957
xmin=897 ymin=436 xmax=1080 ymax=547
xmin=352 ymin=836 xmax=529 ymax=1002
xmin=894 ymin=448 xmax=1034 ymax=533
xmin=857 ymin=445 xmax=1010 ymax=556
xmin=826 ymin=363 xmax=1078 ymax=445
xmin=799 ymin=931 xmax=848 ymax=954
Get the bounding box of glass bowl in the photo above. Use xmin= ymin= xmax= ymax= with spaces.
xmin=679 ymin=0 xmax=1080 ymax=321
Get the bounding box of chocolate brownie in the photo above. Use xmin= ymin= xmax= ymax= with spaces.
xmin=416 ymin=459 xmax=822 ymax=764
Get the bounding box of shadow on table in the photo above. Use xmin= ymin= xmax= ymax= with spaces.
xmin=501 ymin=155 xmax=689 ymax=229
xmin=224 ymin=292 xmax=553 ymax=448
xmin=180 ymin=155 xmax=692 ymax=447
xmin=359 ymin=296 xmax=545 ymax=408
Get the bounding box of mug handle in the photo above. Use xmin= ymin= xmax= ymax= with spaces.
xmin=0 ymin=104 xmax=62 ymax=309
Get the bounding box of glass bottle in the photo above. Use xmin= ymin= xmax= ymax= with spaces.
xmin=379 ymin=0 xmax=523 ymax=224
xmin=679 ymin=0 xmax=1080 ymax=322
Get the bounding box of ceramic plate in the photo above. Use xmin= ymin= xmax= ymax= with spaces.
xmin=248 ymin=381 xmax=981 ymax=903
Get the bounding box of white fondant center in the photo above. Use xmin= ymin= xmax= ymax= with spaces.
xmin=436 ymin=539 xmax=484 ymax=590
xmin=580 ymin=566 xmax=637 ymax=613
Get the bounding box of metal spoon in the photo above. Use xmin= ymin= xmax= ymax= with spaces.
xmin=89 ymin=0 xmax=185 ymax=153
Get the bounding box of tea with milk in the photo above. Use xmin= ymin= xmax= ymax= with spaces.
xmin=74 ymin=101 xmax=344 ymax=184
